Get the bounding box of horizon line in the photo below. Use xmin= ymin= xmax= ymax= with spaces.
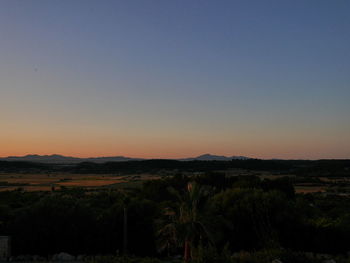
xmin=1 ymin=153 xmax=349 ymax=161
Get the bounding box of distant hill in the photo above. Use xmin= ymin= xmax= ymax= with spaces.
xmin=180 ymin=154 xmax=251 ymax=161
xmin=0 ymin=153 xmax=250 ymax=164
xmin=0 ymin=154 xmax=143 ymax=164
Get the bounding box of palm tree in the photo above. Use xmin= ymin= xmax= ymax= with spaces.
xmin=158 ymin=182 xmax=212 ymax=262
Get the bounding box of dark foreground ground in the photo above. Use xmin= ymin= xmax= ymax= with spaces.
xmin=1 ymin=159 xmax=350 ymax=263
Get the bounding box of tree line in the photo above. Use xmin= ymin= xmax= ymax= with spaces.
xmin=1 ymin=159 xmax=349 ymax=176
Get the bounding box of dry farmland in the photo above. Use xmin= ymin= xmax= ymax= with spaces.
xmin=0 ymin=173 xmax=161 ymax=191
xmin=0 ymin=171 xmax=349 ymax=195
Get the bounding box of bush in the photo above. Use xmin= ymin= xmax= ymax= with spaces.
xmin=192 ymin=244 xmax=233 ymax=263
xmin=231 ymin=249 xmax=323 ymax=263
xmin=87 ymin=256 xmax=162 ymax=263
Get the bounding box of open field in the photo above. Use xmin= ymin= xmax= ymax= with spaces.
xmin=0 ymin=171 xmax=348 ymax=195
xmin=0 ymin=173 xmax=161 ymax=191
xmin=294 ymin=186 xmax=326 ymax=194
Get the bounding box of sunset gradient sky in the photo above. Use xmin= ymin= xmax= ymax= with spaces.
xmin=1 ymin=0 xmax=349 ymax=159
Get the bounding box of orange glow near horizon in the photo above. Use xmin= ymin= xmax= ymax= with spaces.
xmin=1 ymin=133 xmax=349 ymax=160
xmin=1 ymin=114 xmax=349 ymax=160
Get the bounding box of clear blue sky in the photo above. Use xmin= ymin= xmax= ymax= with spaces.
xmin=1 ymin=0 xmax=349 ymax=159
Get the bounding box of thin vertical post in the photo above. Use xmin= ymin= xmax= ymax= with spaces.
xmin=123 ymin=206 xmax=128 ymax=255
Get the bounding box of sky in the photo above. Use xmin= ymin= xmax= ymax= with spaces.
xmin=0 ymin=0 xmax=349 ymax=159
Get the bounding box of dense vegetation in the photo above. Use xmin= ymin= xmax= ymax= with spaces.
xmin=1 ymin=159 xmax=349 ymax=176
xmin=1 ymin=169 xmax=350 ymax=262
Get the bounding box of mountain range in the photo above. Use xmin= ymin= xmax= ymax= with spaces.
xmin=0 ymin=154 xmax=250 ymax=163
xmin=180 ymin=154 xmax=250 ymax=161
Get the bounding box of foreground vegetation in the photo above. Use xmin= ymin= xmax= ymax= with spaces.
xmin=0 ymin=170 xmax=350 ymax=262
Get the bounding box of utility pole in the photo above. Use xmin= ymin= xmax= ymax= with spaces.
xmin=123 ymin=206 xmax=128 ymax=255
